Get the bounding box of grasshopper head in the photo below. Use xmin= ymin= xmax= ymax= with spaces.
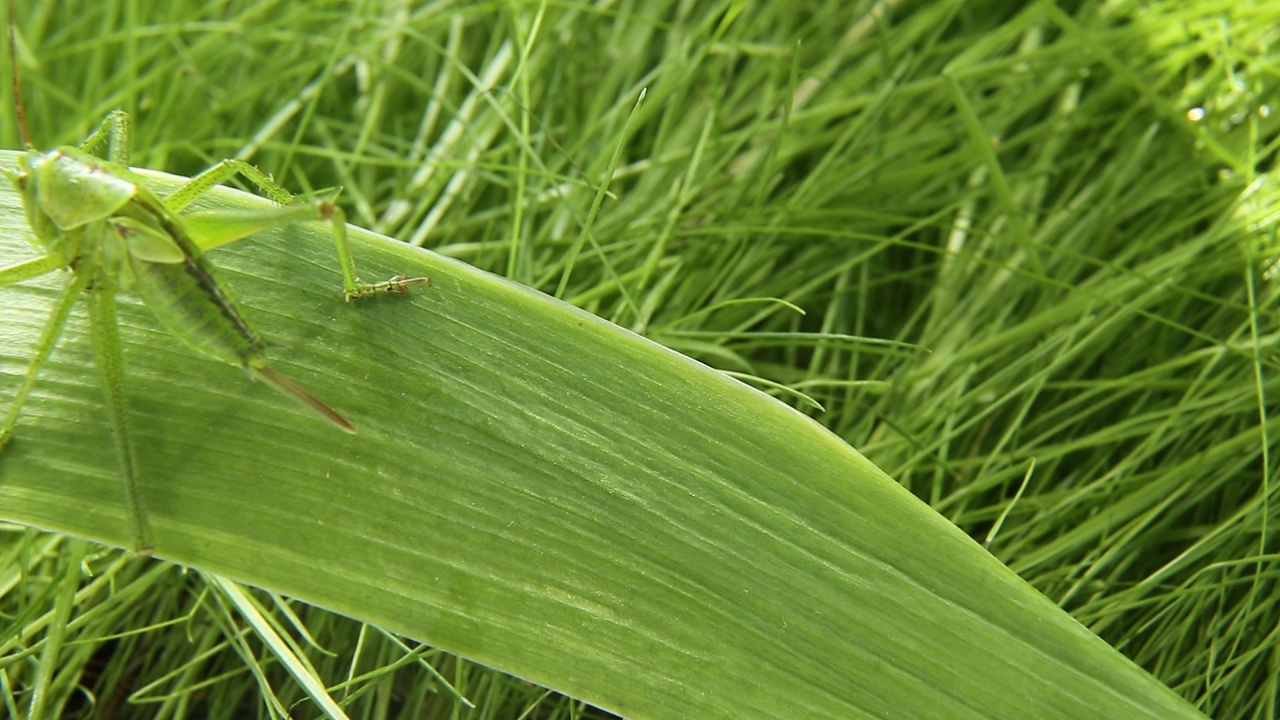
xmin=9 ymin=150 xmax=59 ymax=243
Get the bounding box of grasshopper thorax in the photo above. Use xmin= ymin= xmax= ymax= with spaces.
xmin=20 ymin=147 xmax=139 ymax=232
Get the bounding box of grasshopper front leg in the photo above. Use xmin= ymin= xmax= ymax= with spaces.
xmin=0 ymin=266 xmax=89 ymax=452
xmin=76 ymin=109 xmax=131 ymax=165
xmin=167 ymin=160 xmax=431 ymax=301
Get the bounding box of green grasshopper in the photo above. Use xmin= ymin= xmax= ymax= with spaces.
xmin=1 ymin=17 xmax=429 ymax=554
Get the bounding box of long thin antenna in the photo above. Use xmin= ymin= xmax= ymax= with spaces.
xmin=8 ymin=0 xmax=30 ymax=147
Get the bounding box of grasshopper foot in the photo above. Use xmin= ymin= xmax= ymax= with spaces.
xmin=344 ymin=275 xmax=432 ymax=302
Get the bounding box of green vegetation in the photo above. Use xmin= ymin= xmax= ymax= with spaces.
xmin=2 ymin=0 xmax=1275 ymax=718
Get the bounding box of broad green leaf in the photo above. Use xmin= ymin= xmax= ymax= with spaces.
xmin=0 ymin=157 xmax=1206 ymax=719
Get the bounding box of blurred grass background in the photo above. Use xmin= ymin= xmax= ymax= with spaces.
xmin=3 ymin=0 xmax=1279 ymax=717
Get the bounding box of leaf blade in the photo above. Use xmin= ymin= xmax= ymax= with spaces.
xmin=0 ymin=159 xmax=1206 ymax=719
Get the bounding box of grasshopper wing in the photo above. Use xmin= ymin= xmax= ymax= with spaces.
xmin=110 ymin=216 xmax=188 ymax=263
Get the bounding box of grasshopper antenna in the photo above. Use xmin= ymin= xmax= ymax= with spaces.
xmin=7 ymin=0 xmax=30 ymax=147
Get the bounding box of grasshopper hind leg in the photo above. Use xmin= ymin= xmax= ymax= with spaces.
xmin=86 ymin=284 xmax=153 ymax=554
xmin=163 ymin=159 xmax=431 ymax=301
